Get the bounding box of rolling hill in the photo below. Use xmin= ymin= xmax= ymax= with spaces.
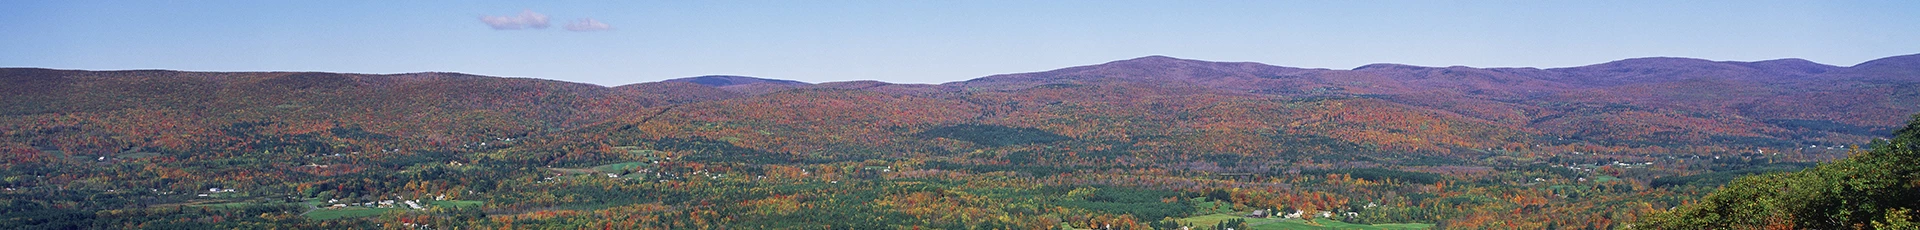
xmin=0 ymin=53 xmax=1915 ymax=229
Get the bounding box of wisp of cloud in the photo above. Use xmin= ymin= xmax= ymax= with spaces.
xmin=565 ymin=18 xmax=613 ymax=32
xmin=480 ymin=10 xmax=550 ymax=30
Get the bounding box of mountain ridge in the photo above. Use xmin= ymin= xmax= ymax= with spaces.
xmin=4 ymin=53 xmax=1915 ymax=150
xmin=15 ymin=53 xmax=1911 ymax=87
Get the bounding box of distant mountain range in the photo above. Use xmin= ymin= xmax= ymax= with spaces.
xmin=3 ymin=54 xmax=1917 ymax=161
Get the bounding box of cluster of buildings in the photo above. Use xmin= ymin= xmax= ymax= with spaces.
xmin=324 ymin=198 xmax=428 ymax=210
xmin=195 ymin=187 xmax=238 ymax=197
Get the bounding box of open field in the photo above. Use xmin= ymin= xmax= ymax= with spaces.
xmin=303 ymin=208 xmax=402 ymax=220
xmin=591 ymin=161 xmax=650 ymax=173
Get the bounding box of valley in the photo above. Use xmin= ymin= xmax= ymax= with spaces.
xmin=2 ymin=54 xmax=1917 ymax=229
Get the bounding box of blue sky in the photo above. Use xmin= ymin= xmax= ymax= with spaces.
xmin=3 ymin=1 xmax=1917 ymax=86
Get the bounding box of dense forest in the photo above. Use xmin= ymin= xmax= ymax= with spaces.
xmin=0 ymin=54 xmax=1916 ymax=229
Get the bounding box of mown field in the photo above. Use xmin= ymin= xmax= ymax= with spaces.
xmin=303 ymin=208 xmax=402 ymax=220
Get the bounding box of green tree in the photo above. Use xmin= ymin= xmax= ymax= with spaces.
xmin=1642 ymin=114 xmax=1920 ymax=229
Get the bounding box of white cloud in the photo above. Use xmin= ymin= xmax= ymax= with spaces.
xmin=480 ymin=10 xmax=550 ymax=30
xmin=564 ymin=18 xmax=612 ymax=32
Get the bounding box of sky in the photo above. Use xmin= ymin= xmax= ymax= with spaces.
xmin=3 ymin=1 xmax=1918 ymax=86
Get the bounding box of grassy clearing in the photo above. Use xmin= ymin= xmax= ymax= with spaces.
xmin=303 ymin=207 xmax=402 ymax=220
xmin=591 ymin=161 xmax=649 ymax=173
xmin=187 ymin=202 xmax=254 ymax=208
xmin=1190 ymin=198 xmax=1238 ymax=215
xmin=1179 ymin=213 xmax=1251 ymax=227
xmin=301 ymin=199 xmax=326 ymax=208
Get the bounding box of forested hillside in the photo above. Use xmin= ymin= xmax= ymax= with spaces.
xmin=1641 ymin=114 xmax=1920 ymax=229
xmin=1 ymin=54 xmax=1915 ymax=229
